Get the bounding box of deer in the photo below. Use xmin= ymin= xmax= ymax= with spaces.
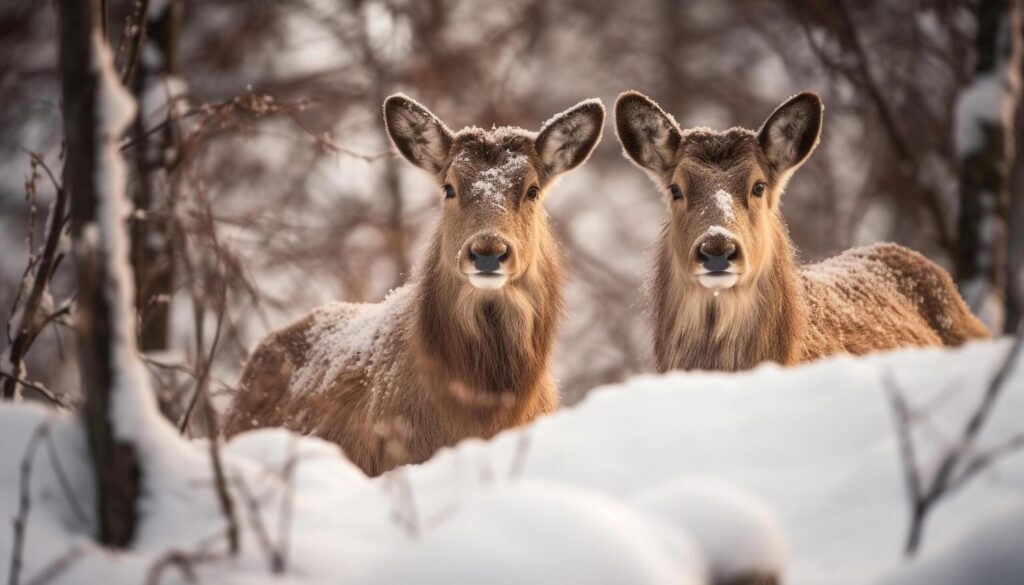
xmin=224 ymin=94 xmax=605 ymax=475
xmin=614 ymin=90 xmax=990 ymax=373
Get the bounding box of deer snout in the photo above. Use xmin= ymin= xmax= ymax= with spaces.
xmin=465 ymin=235 xmax=513 ymax=290
xmin=469 ymin=238 xmax=510 ymax=273
xmin=697 ymin=239 xmax=739 ymax=272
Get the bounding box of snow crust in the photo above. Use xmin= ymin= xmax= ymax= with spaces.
xmin=0 ymin=340 xmax=1021 ymax=584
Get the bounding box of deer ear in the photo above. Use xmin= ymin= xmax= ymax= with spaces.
xmin=383 ymin=94 xmax=454 ymax=175
xmin=614 ymin=91 xmax=682 ymax=177
xmin=757 ymin=92 xmax=823 ymax=173
xmin=535 ymin=98 xmax=605 ymax=177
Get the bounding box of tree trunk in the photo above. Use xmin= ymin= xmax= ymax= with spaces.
xmin=132 ymin=0 xmax=183 ymax=351
xmin=955 ymin=0 xmax=1023 ymax=333
xmin=1006 ymin=20 xmax=1024 ymax=331
xmin=58 ymin=0 xmax=140 ymax=547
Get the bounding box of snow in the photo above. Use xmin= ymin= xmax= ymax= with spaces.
xmin=630 ymin=477 xmax=782 ymax=581
xmin=632 ymin=477 xmax=786 ymax=583
xmin=0 ymin=338 xmax=1021 ymax=584
xmin=883 ymin=506 xmax=1024 ymax=585
xmin=706 ymin=225 xmax=735 ymax=240
xmin=92 ymin=30 xmax=198 ymax=492
xmin=538 ymin=98 xmax=604 ymax=134
xmin=290 ymin=285 xmax=415 ymax=396
xmin=712 ymin=189 xmax=735 ymax=222
xmin=349 ymin=481 xmax=705 ymax=585
xmin=954 ymin=74 xmax=1004 ymax=159
xmin=469 ymin=150 xmax=527 ymax=211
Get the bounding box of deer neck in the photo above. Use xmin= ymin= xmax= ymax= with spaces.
xmin=414 ymin=230 xmax=564 ymax=409
xmin=652 ymin=224 xmax=806 ymax=372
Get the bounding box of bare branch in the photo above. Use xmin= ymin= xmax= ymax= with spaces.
xmin=0 ymin=373 xmax=69 ymax=408
xmin=3 ymin=153 xmax=70 ymax=402
xmin=42 ymin=432 xmax=90 ymax=527
xmin=23 ymin=545 xmax=87 ymax=585
xmin=7 ymin=422 xmax=50 ymax=585
xmin=119 ymin=0 xmax=150 ymax=87
xmin=887 ymin=322 xmax=1023 ymax=555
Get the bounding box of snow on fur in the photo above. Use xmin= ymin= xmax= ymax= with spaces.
xmin=469 ymin=150 xmax=527 ymax=211
xmin=290 ymin=285 xmax=415 ymax=397
xmin=538 ymin=98 xmax=604 ymax=134
xmin=706 ymin=225 xmax=735 ymax=240
xmin=0 ymin=340 xmax=1021 ymax=584
xmin=712 ymin=189 xmax=735 ymax=222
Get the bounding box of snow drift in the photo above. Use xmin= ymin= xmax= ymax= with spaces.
xmin=0 ymin=339 xmax=1021 ymax=584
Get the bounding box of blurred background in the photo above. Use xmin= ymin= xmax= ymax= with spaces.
xmin=1 ymin=0 xmax=1021 ymax=424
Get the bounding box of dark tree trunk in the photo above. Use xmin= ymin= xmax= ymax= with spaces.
xmin=955 ymin=0 xmax=1023 ymax=332
xmin=58 ymin=0 xmax=140 ymax=547
xmin=132 ymin=0 xmax=183 ymax=351
xmin=1006 ymin=21 xmax=1024 ymax=331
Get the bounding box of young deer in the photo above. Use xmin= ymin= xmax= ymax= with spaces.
xmin=225 ymin=95 xmax=605 ymax=475
xmin=614 ymin=91 xmax=989 ymax=373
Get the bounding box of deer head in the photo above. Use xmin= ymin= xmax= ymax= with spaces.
xmin=615 ymin=91 xmax=823 ymax=294
xmin=384 ymin=94 xmax=605 ymax=291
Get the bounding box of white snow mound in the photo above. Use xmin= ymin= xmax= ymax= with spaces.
xmin=0 ymin=339 xmax=1021 ymax=585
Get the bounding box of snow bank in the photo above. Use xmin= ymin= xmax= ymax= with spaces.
xmin=0 ymin=339 xmax=1021 ymax=584
xmin=882 ymin=505 xmax=1024 ymax=585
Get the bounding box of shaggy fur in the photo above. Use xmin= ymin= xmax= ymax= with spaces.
xmin=224 ymin=95 xmax=604 ymax=475
xmin=616 ymin=91 xmax=989 ymax=373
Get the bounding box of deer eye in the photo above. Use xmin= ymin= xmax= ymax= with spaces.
xmin=526 ymin=186 xmax=540 ymax=200
xmin=669 ymin=184 xmax=683 ymax=200
xmin=443 ymin=184 xmax=456 ymax=199
xmin=751 ymin=182 xmax=767 ymax=197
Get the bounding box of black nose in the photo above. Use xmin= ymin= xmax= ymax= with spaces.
xmin=698 ymin=241 xmax=738 ymax=272
xmin=469 ymin=241 xmax=509 ymax=273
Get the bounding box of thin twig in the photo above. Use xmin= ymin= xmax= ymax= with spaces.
xmin=887 ymin=323 xmax=1024 ymax=555
xmin=232 ymin=476 xmax=280 ymax=572
xmin=119 ymin=0 xmax=150 ymax=87
xmin=7 ymin=422 xmax=50 ymax=585
xmin=145 ymin=551 xmax=198 ymax=585
xmin=0 ymin=373 xmax=67 ymax=408
xmin=42 ymin=433 xmax=90 ymax=527
xmin=275 ymin=437 xmax=299 ymax=574
xmin=203 ymin=386 xmax=239 ymax=555
xmin=2 ymin=152 xmax=69 ymax=402
xmin=508 ymin=432 xmax=532 ymax=479
xmin=23 ymin=545 xmax=87 ymax=585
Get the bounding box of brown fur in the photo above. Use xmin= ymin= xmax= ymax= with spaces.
xmin=616 ymin=91 xmax=989 ymax=373
xmin=225 ymin=95 xmax=604 ymax=475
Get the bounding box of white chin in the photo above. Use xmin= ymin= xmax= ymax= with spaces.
xmin=468 ymin=273 xmax=509 ymax=290
xmin=698 ymin=273 xmax=739 ymax=291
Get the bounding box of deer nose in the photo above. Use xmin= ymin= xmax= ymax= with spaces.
xmin=469 ymin=239 xmax=510 ymax=273
xmin=697 ymin=240 xmax=738 ymax=272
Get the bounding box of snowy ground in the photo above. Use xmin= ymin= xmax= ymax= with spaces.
xmin=0 ymin=339 xmax=1021 ymax=584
